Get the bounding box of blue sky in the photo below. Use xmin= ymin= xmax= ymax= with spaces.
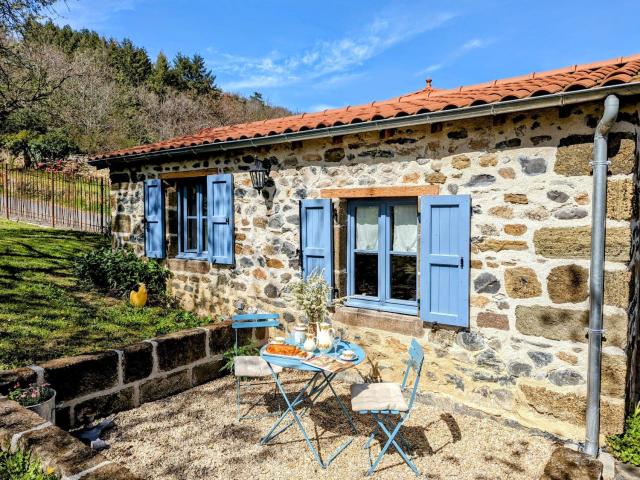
xmin=52 ymin=0 xmax=640 ymax=113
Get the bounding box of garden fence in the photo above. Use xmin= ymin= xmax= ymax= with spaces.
xmin=0 ymin=166 xmax=110 ymax=233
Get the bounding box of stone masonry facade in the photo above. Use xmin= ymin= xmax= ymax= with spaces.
xmin=107 ymin=98 xmax=640 ymax=441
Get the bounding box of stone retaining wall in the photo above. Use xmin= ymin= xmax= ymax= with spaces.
xmin=0 ymin=321 xmax=263 ymax=430
xmin=107 ymin=97 xmax=640 ymax=441
xmin=0 ymin=398 xmax=142 ymax=479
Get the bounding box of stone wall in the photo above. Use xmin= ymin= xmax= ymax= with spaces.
xmin=0 ymin=322 xmax=263 ymax=430
xmin=107 ymin=97 xmax=640 ymax=441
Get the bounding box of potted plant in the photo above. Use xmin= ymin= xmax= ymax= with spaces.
xmin=286 ymin=272 xmax=332 ymax=337
xmin=8 ymin=384 xmax=56 ymax=423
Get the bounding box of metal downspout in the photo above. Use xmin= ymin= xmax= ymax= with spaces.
xmin=585 ymin=94 xmax=619 ymax=457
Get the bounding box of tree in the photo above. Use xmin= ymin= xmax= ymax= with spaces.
xmin=0 ymin=0 xmax=55 ymax=33
xmin=170 ymin=53 xmax=219 ymax=96
xmin=148 ymin=51 xmax=170 ymax=97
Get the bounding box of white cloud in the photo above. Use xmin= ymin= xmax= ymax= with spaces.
xmin=51 ymin=0 xmax=140 ymax=30
xmin=211 ymin=10 xmax=456 ymax=92
xmin=307 ymin=104 xmax=338 ymax=113
xmin=417 ymin=37 xmax=494 ymax=76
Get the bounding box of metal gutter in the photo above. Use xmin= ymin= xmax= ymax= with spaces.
xmin=585 ymin=94 xmax=620 ymax=458
xmin=90 ymin=82 xmax=640 ymax=168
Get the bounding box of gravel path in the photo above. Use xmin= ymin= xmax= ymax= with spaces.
xmin=102 ymin=373 xmax=555 ymax=479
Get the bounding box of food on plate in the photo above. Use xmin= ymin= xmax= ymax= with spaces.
xmin=264 ymin=343 xmax=308 ymax=358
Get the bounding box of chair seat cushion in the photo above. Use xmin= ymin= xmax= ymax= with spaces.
xmin=350 ymin=382 xmax=408 ymax=412
xmin=234 ymin=356 xmax=282 ymax=377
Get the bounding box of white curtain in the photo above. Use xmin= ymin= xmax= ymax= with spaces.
xmin=392 ymin=205 xmax=417 ymax=252
xmin=356 ymin=206 xmax=378 ymax=250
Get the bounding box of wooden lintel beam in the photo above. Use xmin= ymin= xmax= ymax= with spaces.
xmin=320 ymin=184 xmax=440 ymax=199
xmin=160 ymin=168 xmax=219 ymax=180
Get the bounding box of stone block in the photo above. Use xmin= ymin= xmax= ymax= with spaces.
xmin=16 ymin=425 xmax=106 ymax=478
xmin=42 ymin=351 xmax=119 ymax=401
xmin=539 ymin=447 xmax=603 ymax=480
xmin=0 ymin=368 xmax=37 ymax=395
xmin=166 ymin=258 xmax=210 ymax=274
xmin=602 ymin=352 xmax=626 ymax=398
xmin=503 ymin=224 xmax=527 ymax=236
xmin=122 ymin=342 xmax=153 ymax=383
xmin=0 ymin=398 xmax=48 ymax=450
xmin=479 ymin=154 xmax=498 ymax=167
xmin=425 ymin=172 xmax=446 ymax=184
xmin=477 ymin=239 xmax=528 ymax=252
xmin=515 ymin=305 xmax=627 ymax=349
xmin=504 ymin=193 xmax=528 ymax=204
xmin=488 ymin=206 xmax=513 ymax=219
xmin=477 ymin=312 xmax=509 ymax=330
xmin=111 ymin=214 xmax=131 ymax=233
xmin=554 ymin=138 xmax=636 ymax=176
xmin=604 ymin=270 xmax=632 ymax=309
xmin=519 ymin=383 xmax=624 ymax=436
xmin=547 ymin=265 xmax=589 ymax=304
xmin=504 ymin=267 xmax=542 ymax=298
xmin=451 ymin=155 xmax=470 ymax=169
xmin=205 ymin=321 xmax=234 ymax=353
xmin=498 ymin=167 xmax=516 ymax=179
xmin=74 ymin=388 xmax=135 ymax=426
xmin=334 ymin=307 xmax=423 ymax=336
xmin=534 ymin=227 xmax=630 ymax=262
xmin=139 ymin=370 xmax=190 ymax=403
xmin=607 ymin=178 xmax=634 ymax=221
xmin=192 ymin=359 xmax=226 ymax=386
xmin=155 ymin=329 xmax=206 ymax=372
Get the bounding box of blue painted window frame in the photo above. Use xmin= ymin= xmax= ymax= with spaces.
xmin=176 ymin=179 xmax=208 ymax=260
xmin=346 ymin=198 xmax=419 ymax=316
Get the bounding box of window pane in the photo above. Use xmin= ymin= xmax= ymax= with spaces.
xmin=390 ymin=255 xmax=417 ymax=300
xmin=392 ymin=204 xmax=418 ymax=253
xmin=356 ymin=206 xmax=378 ymax=250
xmin=186 ymin=184 xmax=198 ymax=216
xmin=354 ymin=253 xmax=378 ymax=297
xmin=186 ymin=219 xmax=198 ymax=251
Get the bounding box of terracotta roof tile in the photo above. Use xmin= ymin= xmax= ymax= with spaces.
xmin=95 ymin=54 xmax=640 ymax=161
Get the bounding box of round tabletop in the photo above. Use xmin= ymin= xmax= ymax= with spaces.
xmin=260 ymin=340 xmax=366 ymax=372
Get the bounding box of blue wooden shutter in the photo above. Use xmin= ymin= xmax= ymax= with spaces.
xmin=420 ymin=195 xmax=470 ymax=327
xmin=144 ymin=179 xmax=165 ymax=259
xmin=300 ymin=199 xmax=334 ymax=294
xmin=207 ymin=173 xmax=234 ymax=264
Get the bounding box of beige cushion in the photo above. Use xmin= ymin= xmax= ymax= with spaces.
xmin=350 ymin=383 xmax=408 ymax=412
xmin=234 ymin=356 xmax=282 ymax=377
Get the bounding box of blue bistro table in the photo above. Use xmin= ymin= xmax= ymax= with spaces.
xmin=260 ymin=339 xmax=366 ymax=468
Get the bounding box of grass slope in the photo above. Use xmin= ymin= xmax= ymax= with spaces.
xmin=0 ymin=219 xmax=208 ymax=369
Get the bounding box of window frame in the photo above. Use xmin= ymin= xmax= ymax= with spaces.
xmin=346 ymin=198 xmax=419 ymax=316
xmin=176 ymin=179 xmax=208 ymax=260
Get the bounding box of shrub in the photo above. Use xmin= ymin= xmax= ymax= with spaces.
xmin=607 ymin=404 xmax=640 ymax=465
xmin=8 ymin=384 xmax=55 ymax=407
xmin=0 ymin=450 xmax=58 ymax=480
xmin=74 ymin=246 xmax=170 ymax=303
xmin=222 ymin=341 xmax=259 ymax=373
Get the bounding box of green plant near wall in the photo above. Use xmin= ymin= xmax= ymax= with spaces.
xmin=222 ymin=341 xmax=259 ymax=373
xmin=74 ymin=246 xmax=170 ymax=304
xmin=607 ymin=404 xmax=640 ymax=466
xmin=0 ymin=450 xmax=58 ymax=480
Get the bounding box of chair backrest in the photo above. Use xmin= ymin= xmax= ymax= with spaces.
xmin=400 ymin=338 xmax=424 ymax=411
xmin=231 ymin=313 xmax=280 ymax=350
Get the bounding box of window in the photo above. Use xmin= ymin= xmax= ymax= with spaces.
xmin=177 ymin=179 xmax=207 ymax=259
xmin=347 ymin=198 xmax=418 ymax=315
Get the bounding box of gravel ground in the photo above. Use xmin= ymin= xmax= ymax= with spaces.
xmin=101 ymin=373 xmax=555 ymax=479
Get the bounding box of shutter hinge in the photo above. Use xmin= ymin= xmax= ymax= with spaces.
xmin=460 ymin=257 xmax=464 ymax=268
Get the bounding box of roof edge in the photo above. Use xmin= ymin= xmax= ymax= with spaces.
xmin=91 ymin=82 xmax=640 ymax=169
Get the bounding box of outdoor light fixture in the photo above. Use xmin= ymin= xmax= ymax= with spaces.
xmin=249 ymin=158 xmax=271 ymax=192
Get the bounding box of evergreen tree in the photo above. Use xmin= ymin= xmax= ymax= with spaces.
xmin=171 ymin=53 xmax=219 ymax=96
xmin=148 ymin=51 xmax=171 ymax=97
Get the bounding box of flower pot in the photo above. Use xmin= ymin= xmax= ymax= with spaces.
xmin=26 ymin=390 xmax=56 ymax=424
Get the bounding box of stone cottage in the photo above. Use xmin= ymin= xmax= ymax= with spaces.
xmin=91 ymin=55 xmax=640 ymax=443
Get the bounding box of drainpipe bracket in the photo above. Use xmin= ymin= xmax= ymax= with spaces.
xmin=585 ymin=327 xmax=606 ymax=338
xmin=589 ymin=160 xmax=611 ymax=166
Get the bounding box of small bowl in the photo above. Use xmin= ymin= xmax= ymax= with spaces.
xmin=270 ymin=336 xmax=286 ymax=345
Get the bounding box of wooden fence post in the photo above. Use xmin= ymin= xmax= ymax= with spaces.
xmin=4 ymin=166 xmax=9 ymax=219
xmin=50 ymin=170 xmax=55 ymax=228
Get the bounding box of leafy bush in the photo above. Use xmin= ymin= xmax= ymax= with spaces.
xmin=0 ymin=450 xmax=58 ymax=480
xmin=8 ymin=384 xmax=55 ymax=407
xmin=154 ymin=310 xmax=215 ymax=335
xmin=607 ymin=404 xmax=640 ymax=465
xmin=74 ymin=246 xmax=170 ymax=304
xmin=223 ymin=341 xmax=259 ymax=373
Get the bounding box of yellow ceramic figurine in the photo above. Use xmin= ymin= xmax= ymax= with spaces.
xmin=129 ymin=283 xmax=148 ymax=307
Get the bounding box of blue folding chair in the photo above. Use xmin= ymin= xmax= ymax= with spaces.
xmin=350 ymin=338 xmax=424 ymax=476
xmin=232 ymin=313 xmax=283 ymax=421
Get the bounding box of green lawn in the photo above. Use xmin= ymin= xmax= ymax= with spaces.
xmin=0 ymin=219 xmax=209 ymax=369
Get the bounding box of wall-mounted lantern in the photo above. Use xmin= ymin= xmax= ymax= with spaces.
xmin=249 ymin=158 xmax=271 ymax=193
